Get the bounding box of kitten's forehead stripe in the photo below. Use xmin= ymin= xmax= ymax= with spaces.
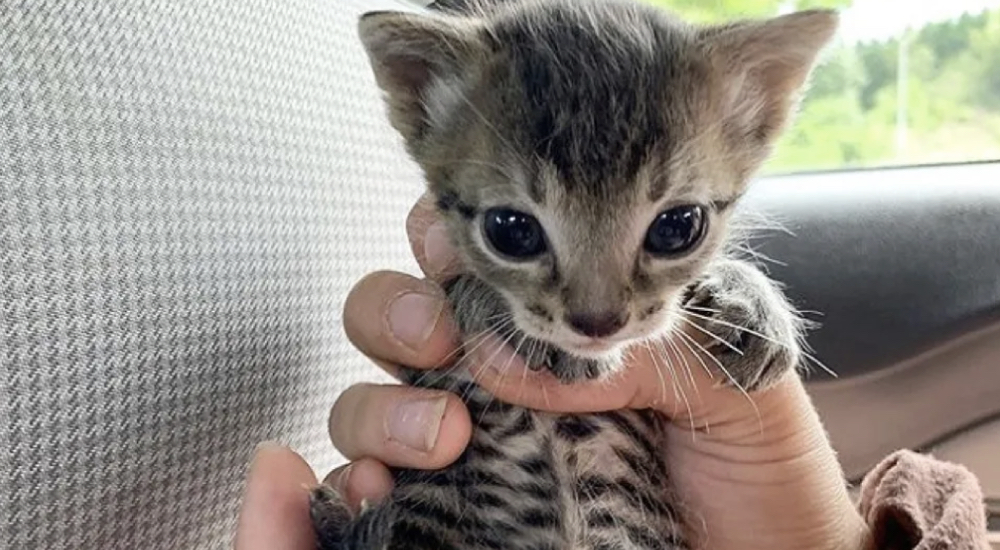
xmin=486 ymin=0 xmax=699 ymax=197
xmin=647 ymin=167 xmax=671 ymax=203
xmin=436 ymin=191 xmax=478 ymax=219
xmin=527 ymin=170 xmax=545 ymax=204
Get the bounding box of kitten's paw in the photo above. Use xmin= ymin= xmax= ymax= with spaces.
xmin=309 ymin=484 xmax=353 ymax=550
xmin=683 ymin=259 xmax=802 ymax=391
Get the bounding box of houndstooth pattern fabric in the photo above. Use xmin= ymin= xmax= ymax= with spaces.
xmin=1 ymin=1 xmax=430 ymax=548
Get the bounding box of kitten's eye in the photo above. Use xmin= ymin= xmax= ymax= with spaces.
xmin=482 ymin=207 xmax=547 ymax=260
xmin=644 ymin=205 xmax=706 ymax=256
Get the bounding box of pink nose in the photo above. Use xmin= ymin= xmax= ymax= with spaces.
xmin=565 ymin=311 xmax=629 ymax=338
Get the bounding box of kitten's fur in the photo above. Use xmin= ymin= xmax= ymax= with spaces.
xmin=312 ymin=1 xmax=837 ymax=548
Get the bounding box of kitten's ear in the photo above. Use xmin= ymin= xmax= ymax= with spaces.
xmin=700 ymin=9 xmax=839 ymax=144
xmin=357 ymin=11 xmax=484 ymax=143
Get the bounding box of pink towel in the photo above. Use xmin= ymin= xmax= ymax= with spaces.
xmin=859 ymin=449 xmax=991 ymax=550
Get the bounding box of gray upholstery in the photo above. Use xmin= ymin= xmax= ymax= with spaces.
xmin=2 ymin=1 xmax=425 ymax=548
xmin=740 ymin=167 xmax=1000 ymax=379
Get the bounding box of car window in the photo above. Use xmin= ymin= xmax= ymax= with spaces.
xmin=643 ymin=0 xmax=1000 ymax=175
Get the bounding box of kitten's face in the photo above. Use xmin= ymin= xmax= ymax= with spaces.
xmin=445 ymin=154 xmax=732 ymax=364
xmin=359 ymin=0 xmax=837 ymax=373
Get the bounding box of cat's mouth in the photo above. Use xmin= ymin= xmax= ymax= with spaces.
xmin=560 ymin=326 xmax=646 ymax=354
xmin=514 ymin=311 xmax=648 ymax=361
xmin=570 ymin=339 xmax=619 ymax=354
xmin=557 ymin=336 xmax=632 ymax=361
xmin=576 ymin=340 xmax=614 ymax=352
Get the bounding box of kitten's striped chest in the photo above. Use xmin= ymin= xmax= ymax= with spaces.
xmin=462 ymin=391 xmax=685 ymax=550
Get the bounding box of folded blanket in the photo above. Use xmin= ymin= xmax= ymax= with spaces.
xmin=859 ymin=449 xmax=991 ymax=550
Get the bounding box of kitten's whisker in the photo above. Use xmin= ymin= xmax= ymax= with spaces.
xmin=795 ymin=347 xmax=838 ymax=378
xmin=735 ymin=216 xmax=797 ymax=238
xmin=654 ymin=339 xmax=685 ymax=393
xmin=672 ymin=328 xmax=726 ymax=380
xmin=463 ymin=327 xmax=514 ymax=390
xmin=475 ymin=313 xmax=517 ymax=329
xmin=666 ymin=336 xmax=700 ymax=399
xmin=443 ymin=325 xmax=513 ymax=400
xmin=673 ymin=330 xmax=716 ymax=437
xmin=656 ymin=339 xmax=696 ymax=433
xmin=664 ymin=338 xmax=701 ymax=393
xmin=673 ymin=328 xmax=764 ymax=434
xmin=680 ymin=309 xmax=836 ymax=377
xmin=518 ymin=338 xmax=540 ymax=396
xmin=731 ymin=243 xmax=788 ymax=267
xmin=468 ymin=326 xmax=521 ymax=417
xmin=476 ymin=331 xmax=529 ymax=428
xmin=461 ymin=319 xmax=515 ymax=358
xmin=645 ymin=340 xmax=688 ymax=425
xmin=641 ymin=342 xmax=671 ymax=413
xmin=429 ymin=327 xmax=496 ymax=372
xmin=421 ymin=318 xmax=515 ymax=386
xmin=676 ymin=315 xmax=745 ymax=356
xmin=539 ymin=382 xmax=552 ymax=409
xmin=444 ymin=315 xmax=514 ymax=358
xmin=797 ymin=308 xmax=825 ymax=317
xmin=673 ymin=327 xmax=714 ymax=380
xmin=683 ymin=304 xmax=722 ymax=315
xmin=642 ymin=341 xmax=671 ymax=413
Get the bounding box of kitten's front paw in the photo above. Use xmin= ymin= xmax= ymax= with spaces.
xmin=309 ymin=484 xmax=353 ymax=550
xmin=683 ymin=259 xmax=803 ymax=391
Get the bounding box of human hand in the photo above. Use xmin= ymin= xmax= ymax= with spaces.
xmin=233 ymin=443 xmax=317 ymax=550
xmin=235 ymin=192 xmax=871 ymax=550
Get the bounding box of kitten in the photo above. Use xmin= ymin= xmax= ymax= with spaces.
xmin=311 ymin=0 xmax=837 ymax=548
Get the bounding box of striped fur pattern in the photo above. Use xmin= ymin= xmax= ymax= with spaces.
xmin=311 ymin=264 xmax=804 ymax=549
xmin=310 ymin=1 xmax=838 ymax=548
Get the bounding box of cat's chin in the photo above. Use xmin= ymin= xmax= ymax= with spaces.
xmin=560 ymin=341 xmax=623 ymax=360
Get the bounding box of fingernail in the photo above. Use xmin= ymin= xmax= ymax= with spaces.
xmin=387 ymin=397 xmax=447 ymax=452
xmin=387 ymin=292 xmax=444 ymax=350
xmin=423 ymin=221 xmax=454 ymax=275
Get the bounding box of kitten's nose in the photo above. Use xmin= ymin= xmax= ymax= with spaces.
xmin=565 ymin=311 xmax=630 ymax=338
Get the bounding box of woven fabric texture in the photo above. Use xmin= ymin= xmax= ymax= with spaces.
xmin=1 ymin=1 xmax=426 ymax=548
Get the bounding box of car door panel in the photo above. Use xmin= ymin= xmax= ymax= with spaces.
xmin=740 ymin=162 xmax=1000 ymax=383
xmin=741 ymin=162 xmax=1000 ymax=535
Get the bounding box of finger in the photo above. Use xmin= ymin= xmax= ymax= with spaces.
xmin=234 ymin=443 xmax=317 ymax=550
xmin=322 ymin=458 xmax=395 ymax=512
xmin=405 ymin=192 xmax=463 ymax=282
xmin=463 ymin=325 xmax=755 ymax=422
xmin=329 ymin=383 xmax=471 ymax=470
xmin=343 ymin=270 xmax=460 ymax=374
xmin=456 ymin=331 xmax=655 ymax=413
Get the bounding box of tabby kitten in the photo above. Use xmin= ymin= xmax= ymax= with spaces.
xmin=311 ymin=0 xmax=837 ymax=548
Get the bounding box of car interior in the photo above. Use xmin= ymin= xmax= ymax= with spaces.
xmin=3 ymin=0 xmax=998 ymax=548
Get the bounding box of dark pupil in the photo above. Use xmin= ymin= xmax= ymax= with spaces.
xmin=483 ymin=208 xmax=546 ymax=259
xmin=644 ymin=205 xmax=705 ymax=256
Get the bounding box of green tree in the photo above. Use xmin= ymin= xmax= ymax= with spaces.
xmin=964 ymin=10 xmax=1000 ymax=111
xmin=643 ymin=0 xmax=851 ymax=24
xmin=641 ymin=1 xmax=1000 ymax=172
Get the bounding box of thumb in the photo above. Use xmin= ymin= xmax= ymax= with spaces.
xmin=234 ymin=443 xmax=318 ymax=550
xmin=466 ymin=323 xmax=741 ymax=422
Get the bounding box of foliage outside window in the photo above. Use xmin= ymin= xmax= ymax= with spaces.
xmin=643 ymin=0 xmax=1000 ymax=175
